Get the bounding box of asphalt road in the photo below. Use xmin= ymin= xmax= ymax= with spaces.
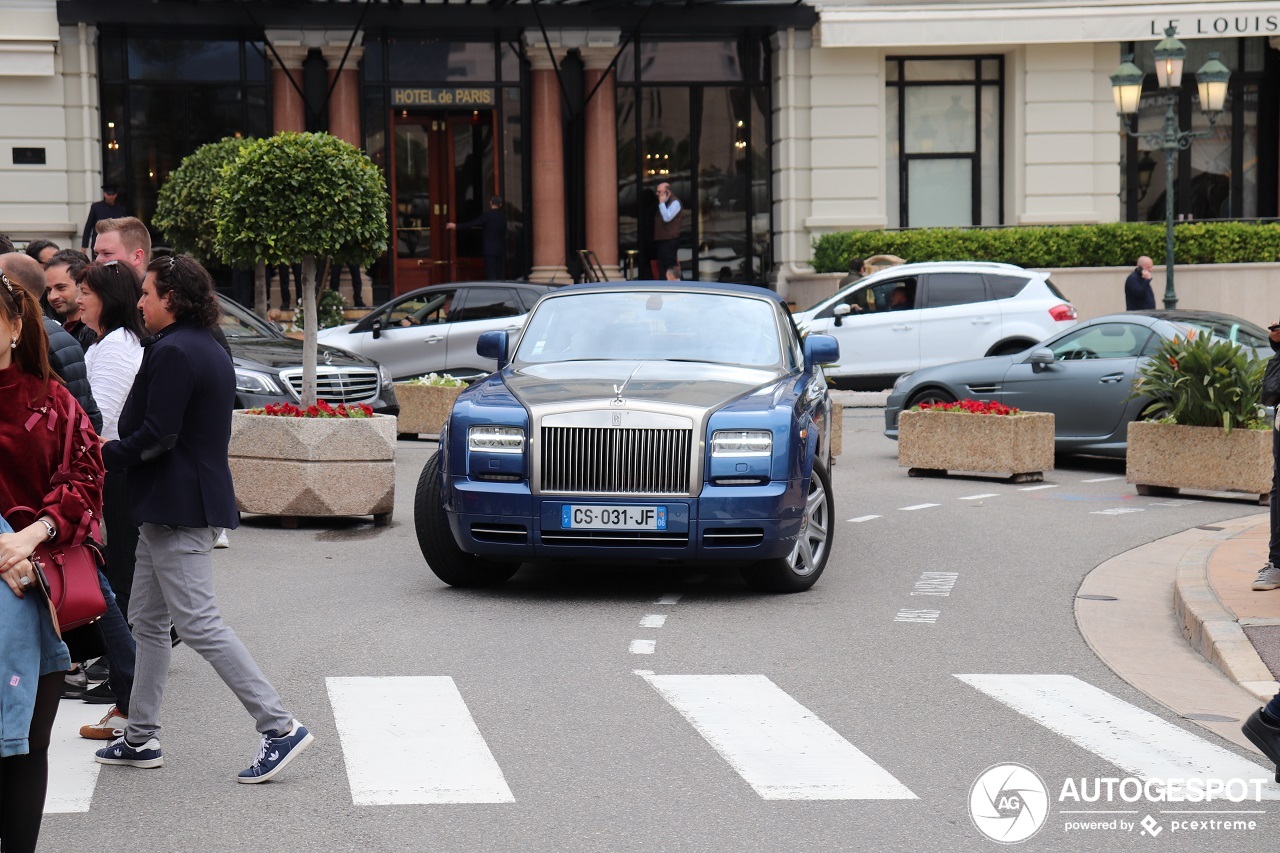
xmin=38 ymin=405 xmax=1279 ymax=852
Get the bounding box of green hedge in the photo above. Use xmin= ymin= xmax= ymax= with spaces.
xmin=812 ymin=222 xmax=1280 ymax=273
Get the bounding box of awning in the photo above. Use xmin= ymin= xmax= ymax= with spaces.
xmin=815 ymin=0 xmax=1280 ymax=48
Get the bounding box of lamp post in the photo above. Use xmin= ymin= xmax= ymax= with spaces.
xmin=1110 ymin=27 xmax=1230 ymax=309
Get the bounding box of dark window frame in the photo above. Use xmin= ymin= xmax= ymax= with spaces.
xmin=885 ymin=54 xmax=1005 ymax=228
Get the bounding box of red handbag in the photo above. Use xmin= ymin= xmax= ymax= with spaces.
xmin=30 ymin=539 xmax=107 ymax=633
xmin=9 ymin=408 xmax=107 ymax=634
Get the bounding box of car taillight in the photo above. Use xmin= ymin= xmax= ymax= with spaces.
xmin=1049 ymin=304 xmax=1078 ymax=321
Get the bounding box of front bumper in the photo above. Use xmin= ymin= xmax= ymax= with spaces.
xmin=446 ymin=478 xmax=806 ymax=562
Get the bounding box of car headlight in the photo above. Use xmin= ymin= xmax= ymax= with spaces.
xmin=711 ymin=430 xmax=772 ymax=456
xmin=468 ymin=426 xmax=525 ymax=453
xmin=892 ymin=372 xmax=914 ymax=391
xmin=378 ymin=363 xmax=393 ymax=389
xmin=235 ymin=369 xmax=283 ymax=395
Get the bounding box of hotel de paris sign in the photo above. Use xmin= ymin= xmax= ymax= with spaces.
xmin=392 ymin=88 xmax=497 ymax=109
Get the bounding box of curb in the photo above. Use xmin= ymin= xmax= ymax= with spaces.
xmin=1172 ymin=519 xmax=1280 ymax=703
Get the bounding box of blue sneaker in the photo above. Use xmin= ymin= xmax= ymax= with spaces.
xmin=95 ymin=735 xmax=163 ymax=769
xmin=237 ymin=720 xmax=314 ymax=784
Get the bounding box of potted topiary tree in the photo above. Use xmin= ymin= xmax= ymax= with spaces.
xmin=1126 ymin=331 xmax=1271 ymax=504
xmin=151 ymin=136 xmax=269 ymax=315
xmin=213 ymin=131 xmax=398 ymax=526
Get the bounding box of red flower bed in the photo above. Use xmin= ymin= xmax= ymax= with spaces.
xmin=915 ymin=399 xmax=1019 ymax=416
xmin=246 ymin=400 xmax=375 ymax=419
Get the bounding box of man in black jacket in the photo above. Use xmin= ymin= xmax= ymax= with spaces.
xmin=1124 ymin=256 xmax=1156 ymax=310
xmin=44 ymin=250 xmax=97 ymax=352
xmin=81 ymin=185 xmax=128 ymax=256
xmin=0 ymin=252 xmax=102 ymax=433
xmin=447 ymin=195 xmax=507 ymax=280
xmin=96 ymin=254 xmax=313 ymax=784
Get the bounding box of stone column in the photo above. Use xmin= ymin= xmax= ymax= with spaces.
xmin=580 ymin=47 xmax=621 ymax=281
xmin=319 ymin=40 xmax=364 ymax=147
xmin=267 ymin=39 xmax=309 ymax=133
xmin=528 ymin=51 xmax=567 ymax=283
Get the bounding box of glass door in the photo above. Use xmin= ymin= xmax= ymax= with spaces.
xmin=392 ymin=111 xmax=499 ymax=294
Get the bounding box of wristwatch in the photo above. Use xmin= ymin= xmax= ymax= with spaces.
xmin=37 ymin=519 xmax=55 ymax=541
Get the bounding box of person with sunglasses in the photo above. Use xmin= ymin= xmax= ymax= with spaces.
xmin=0 ymin=267 xmax=105 ymax=853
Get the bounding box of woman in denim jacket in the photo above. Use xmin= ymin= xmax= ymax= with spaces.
xmin=0 ymin=265 xmax=103 ymax=853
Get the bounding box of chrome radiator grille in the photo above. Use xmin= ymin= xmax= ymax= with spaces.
xmin=280 ymin=367 xmax=380 ymax=404
xmin=540 ymin=426 xmax=693 ymax=495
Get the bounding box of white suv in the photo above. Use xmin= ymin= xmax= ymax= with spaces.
xmin=792 ymin=261 xmax=1078 ymax=390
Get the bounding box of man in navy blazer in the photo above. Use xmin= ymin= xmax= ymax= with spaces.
xmin=98 ymin=254 xmax=314 ymax=784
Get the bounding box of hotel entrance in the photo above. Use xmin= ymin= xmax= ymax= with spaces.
xmin=391 ymin=107 xmax=499 ymax=294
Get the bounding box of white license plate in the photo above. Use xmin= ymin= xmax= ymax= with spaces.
xmin=561 ymin=505 xmax=668 ymax=530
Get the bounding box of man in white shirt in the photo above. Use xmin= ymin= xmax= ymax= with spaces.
xmin=653 ymin=182 xmax=683 ymax=279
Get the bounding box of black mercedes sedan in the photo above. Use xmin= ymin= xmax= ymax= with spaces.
xmin=218 ymin=295 xmax=398 ymax=414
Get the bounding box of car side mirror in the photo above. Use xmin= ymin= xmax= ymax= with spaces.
xmin=477 ymin=330 xmax=510 ymax=370
xmin=371 ymin=318 xmax=383 ymax=340
xmin=804 ymin=334 xmax=839 ymax=373
xmin=832 ymin=303 xmax=851 ymax=327
xmin=1027 ymin=348 xmax=1054 ymax=371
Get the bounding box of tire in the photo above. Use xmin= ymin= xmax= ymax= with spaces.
xmin=905 ymin=388 xmax=956 ymax=408
xmin=413 ymin=451 xmax=519 ymax=588
xmin=741 ymin=460 xmax=834 ymax=593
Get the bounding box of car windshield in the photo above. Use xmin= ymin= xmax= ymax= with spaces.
xmin=218 ymin=297 xmax=279 ymax=341
xmin=515 ymin=290 xmax=787 ymax=368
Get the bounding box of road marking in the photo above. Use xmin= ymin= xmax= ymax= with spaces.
xmin=911 ymin=571 xmax=958 ymax=597
xmin=1017 ymin=484 xmax=1058 ymax=491
xmin=641 ymin=673 xmax=917 ymax=800
xmin=1091 ymin=507 xmax=1145 ymax=516
xmin=658 ymin=593 xmax=682 ymax=604
xmin=959 ymin=493 xmax=999 ymax=500
xmin=899 ymin=503 xmax=940 ymax=511
xmin=630 ymin=639 xmax=657 ymax=654
xmin=1082 ymin=476 xmax=1124 ymax=483
xmin=895 ymin=609 xmax=940 ymax=623
xmin=956 ymin=674 xmax=1279 ymax=797
xmin=848 ymin=515 xmax=881 ymax=523
xmin=640 ymin=615 xmax=667 ymax=628
xmin=326 ymin=676 xmax=514 ymax=805
xmin=46 ymin=701 xmax=108 ymax=813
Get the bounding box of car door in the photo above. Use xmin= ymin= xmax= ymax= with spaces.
xmin=999 ymin=322 xmax=1154 ymax=437
xmin=444 ymin=286 xmax=527 ymax=374
xmin=808 ymin=275 xmax=922 ymax=377
xmin=363 ymin=288 xmax=457 ymax=379
xmin=916 ymin=272 xmax=1002 ymax=368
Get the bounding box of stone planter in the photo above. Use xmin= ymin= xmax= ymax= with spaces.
xmin=228 ymin=412 xmax=397 ymax=526
xmin=898 ymin=410 xmax=1055 ymax=482
xmin=829 ymin=405 xmax=843 ymax=458
xmin=394 ymin=382 xmax=464 ymax=438
xmin=1126 ymin=421 xmax=1272 ymax=505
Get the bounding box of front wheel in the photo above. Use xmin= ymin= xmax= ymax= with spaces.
xmin=741 ymin=460 xmax=834 ymax=593
xmin=414 ymin=452 xmax=519 ymax=588
xmin=905 ymin=388 xmax=956 ymax=409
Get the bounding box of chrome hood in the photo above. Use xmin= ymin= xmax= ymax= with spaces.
xmin=504 ymin=360 xmax=782 ymax=411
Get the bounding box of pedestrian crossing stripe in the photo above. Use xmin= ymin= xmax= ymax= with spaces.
xmin=327 ymin=676 xmax=514 ymax=805
xmin=640 ymin=673 xmax=917 ymax=800
xmin=957 ymin=674 xmax=1280 ymax=800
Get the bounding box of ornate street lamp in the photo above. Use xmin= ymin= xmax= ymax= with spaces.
xmin=1110 ymin=27 xmax=1230 ymax=308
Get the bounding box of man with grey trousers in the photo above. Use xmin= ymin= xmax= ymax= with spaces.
xmin=95 ymin=254 xmax=313 ymax=783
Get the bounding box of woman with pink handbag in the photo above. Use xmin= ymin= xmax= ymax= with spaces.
xmin=0 ymin=265 xmax=104 ymax=853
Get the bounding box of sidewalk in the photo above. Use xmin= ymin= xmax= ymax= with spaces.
xmin=1175 ymin=515 xmax=1280 ymax=703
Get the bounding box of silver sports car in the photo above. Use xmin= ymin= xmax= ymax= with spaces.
xmin=884 ymin=310 xmax=1272 ymax=458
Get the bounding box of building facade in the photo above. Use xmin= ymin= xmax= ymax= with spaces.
xmin=0 ymin=0 xmax=1276 ymax=300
